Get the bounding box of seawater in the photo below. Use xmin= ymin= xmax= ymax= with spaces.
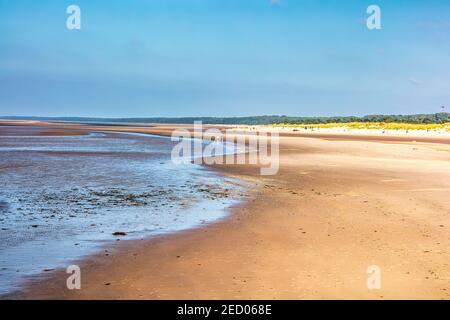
xmin=0 ymin=128 xmax=247 ymax=295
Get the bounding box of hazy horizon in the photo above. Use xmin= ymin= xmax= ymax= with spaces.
xmin=2 ymin=111 xmax=449 ymax=124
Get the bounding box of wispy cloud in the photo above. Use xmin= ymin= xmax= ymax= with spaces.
xmin=409 ymin=77 xmax=423 ymax=86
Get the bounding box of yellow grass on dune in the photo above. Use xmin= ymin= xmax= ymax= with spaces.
xmin=270 ymin=122 xmax=450 ymax=131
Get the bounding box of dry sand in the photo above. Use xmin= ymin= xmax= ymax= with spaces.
xmin=2 ymin=121 xmax=450 ymax=299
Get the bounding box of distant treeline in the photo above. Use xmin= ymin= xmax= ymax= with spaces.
xmin=2 ymin=113 xmax=449 ymax=125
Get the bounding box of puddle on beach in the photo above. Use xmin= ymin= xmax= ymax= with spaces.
xmin=0 ymin=126 xmax=248 ymax=295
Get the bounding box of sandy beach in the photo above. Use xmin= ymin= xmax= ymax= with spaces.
xmin=2 ymin=121 xmax=450 ymax=299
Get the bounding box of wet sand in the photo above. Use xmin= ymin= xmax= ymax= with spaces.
xmin=2 ymin=121 xmax=450 ymax=299
xmin=0 ymin=122 xmax=247 ymax=295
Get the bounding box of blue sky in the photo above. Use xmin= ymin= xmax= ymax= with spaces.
xmin=1 ymin=0 xmax=449 ymax=117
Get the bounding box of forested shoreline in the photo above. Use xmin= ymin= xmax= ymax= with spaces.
xmin=2 ymin=112 xmax=449 ymax=125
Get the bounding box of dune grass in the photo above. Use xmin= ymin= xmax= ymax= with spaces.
xmin=269 ymin=122 xmax=450 ymax=131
